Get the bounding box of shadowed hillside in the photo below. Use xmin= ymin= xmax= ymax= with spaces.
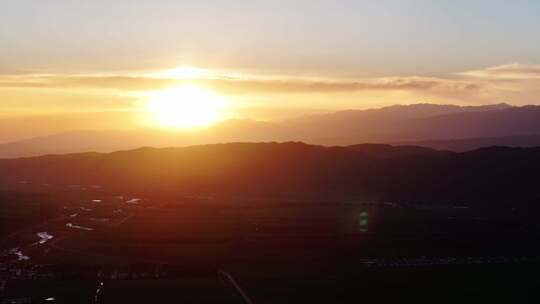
xmin=396 ymin=134 xmax=540 ymax=152
xmin=1 ymin=142 xmax=539 ymax=203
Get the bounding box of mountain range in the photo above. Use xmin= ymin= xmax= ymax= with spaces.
xmin=3 ymin=103 xmax=540 ymax=158
xmin=1 ymin=142 xmax=539 ymax=203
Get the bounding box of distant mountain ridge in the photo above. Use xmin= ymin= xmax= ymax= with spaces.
xmin=1 ymin=142 xmax=539 ymax=203
xmin=396 ymin=134 xmax=540 ymax=152
xmin=3 ymin=103 xmax=540 ymax=158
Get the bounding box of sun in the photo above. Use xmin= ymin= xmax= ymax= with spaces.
xmin=146 ymin=86 xmax=226 ymax=129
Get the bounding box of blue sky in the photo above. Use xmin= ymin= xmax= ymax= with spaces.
xmin=1 ymin=0 xmax=540 ymax=76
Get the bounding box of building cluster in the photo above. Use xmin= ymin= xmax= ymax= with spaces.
xmin=361 ymin=255 xmax=540 ymax=268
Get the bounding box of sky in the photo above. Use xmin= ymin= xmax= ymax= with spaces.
xmin=1 ymin=0 xmax=540 ymax=142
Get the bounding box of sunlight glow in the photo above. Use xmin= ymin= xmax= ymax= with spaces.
xmin=146 ymin=86 xmax=226 ymax=129
xmin=154 ymin=65 xmax=210 ymax=79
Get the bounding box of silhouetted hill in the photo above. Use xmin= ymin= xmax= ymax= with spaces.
xmin=391 ymin=105 xmax=540 ymax=141
xmin=347 ymin=144 xmax=453 ymax=158
xmin=287 ymin=104 xmax=540 ymax=144
xmin=4 ymin=103 xmax=540 ymax=158
xmin=0 ymin=120 xmax=289 ymax=158
xmin=396 ymin=134 xmax=540 ymax=152
xmin=1 ymin=142 xmax=539 ymax=203
xmin=287 ymin=103 xmax=511 ymax=129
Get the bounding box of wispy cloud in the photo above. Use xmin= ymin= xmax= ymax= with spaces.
xmin=207 ymin=76 xmax=482 ymax=94
xmin=0 ymin=73 xmax=483 ymax=95
xmin=461 ymin=63 xmax=540 ymax=80
xmin=0 ymin=75 xmax=176 ymax=90
xmin=5 ymin=64 xmax=540 ymax=108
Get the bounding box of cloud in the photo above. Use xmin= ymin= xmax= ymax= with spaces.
xmin=207 ymin=76 xmax=482 ymax=94
xmin=0 ymin=73 xmax=483 ymax=95
xmin=461 ymin=63 xmax=540 ymax=80
xmin=0 ymin=75 xmax=177 ymax=90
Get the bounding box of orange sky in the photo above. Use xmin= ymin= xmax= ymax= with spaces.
xmin=2 ymin=1 xmax=540 ymax=142
xmin=1 ymin=63 xmax=540 ymax=142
